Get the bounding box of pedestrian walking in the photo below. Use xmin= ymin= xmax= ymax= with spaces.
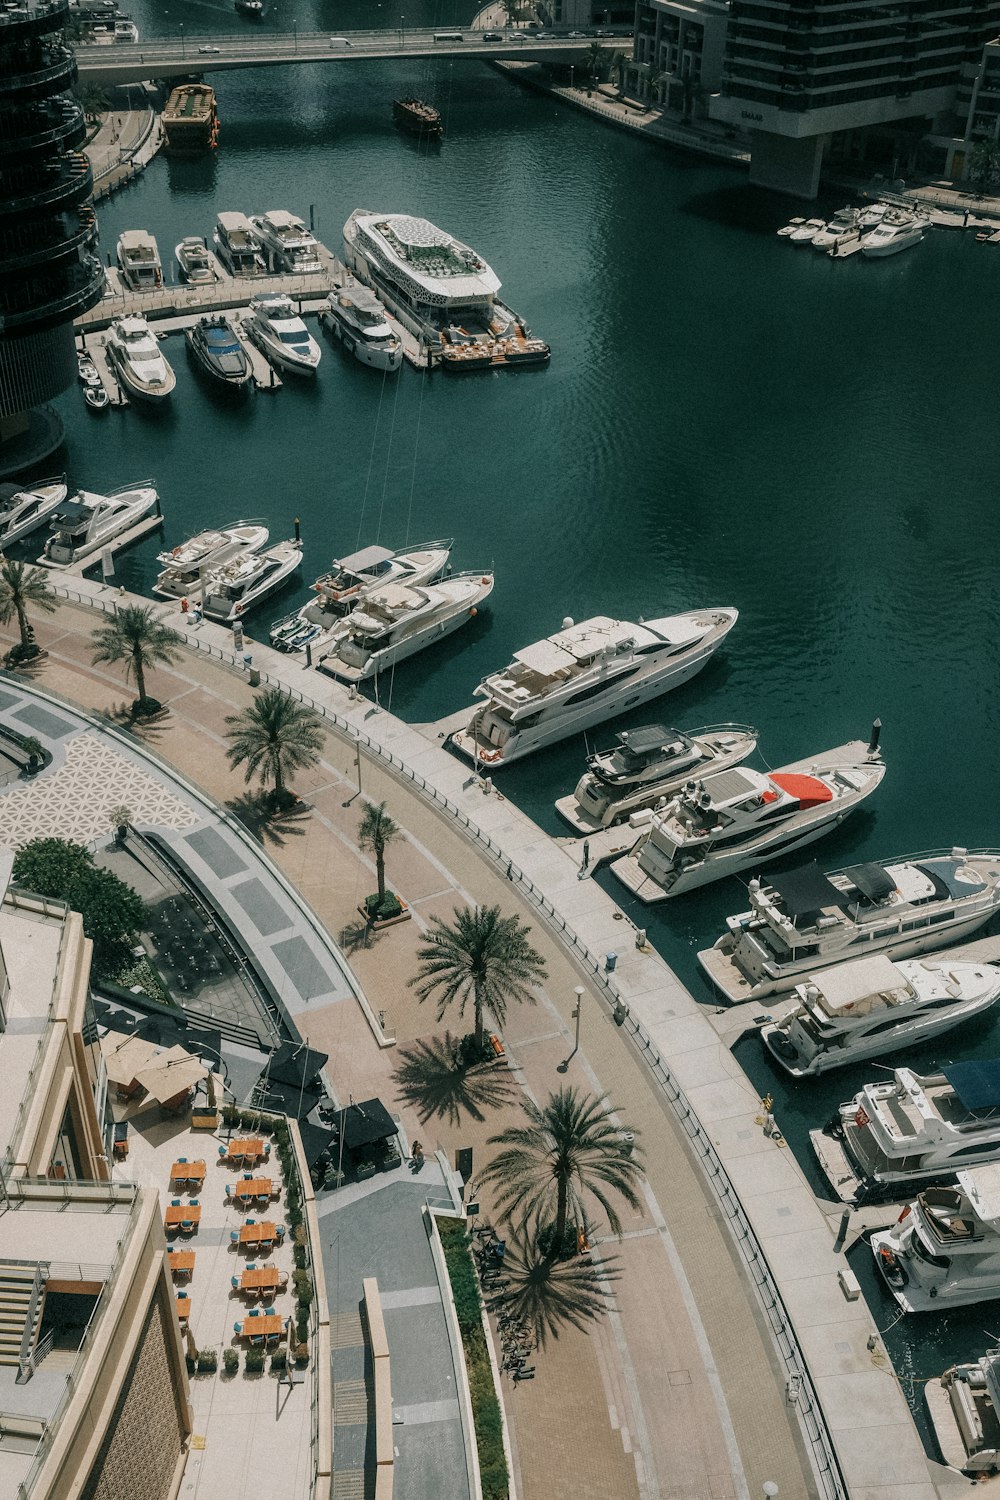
xmin=581 ymin=839 xmax=590 ymax=871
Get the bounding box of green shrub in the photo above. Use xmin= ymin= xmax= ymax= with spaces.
xmin=363 ymin=889 xmax=404 ymax=921
xmin=293 ymin=1243 xmax=307 ymax=1270
xmin=292 ymin=1268 xmax=311 ymax=1297
xmin=196 ymin=1349 xmax=217 ymax=1373
xmin=270 ymin=1350 xmax=287 ymax=1372
xmin=223 ymin=1348 xmax=239 ymax=1374
xmin=296 ymin=1286 xmax=314 ymax=1313
xmin=245 ymin=1348 xmax=265 ymax=1374
xmin=12 ymin=837 xmax=146 ymax=975
xmin=295 ymin=1315 xmax=309 ymax=1345
xmin=222 ymin=1104 xmax=239 ymax=1127
xmin=436 ymin=1216 xmax=508 ymax=1499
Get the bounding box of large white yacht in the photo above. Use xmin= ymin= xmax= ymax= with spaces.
xmin=317 ymin=572 xmax=494 ymax=683
xmin=42 ymin=483 xmax=158 ymax=566
xmin=555 ymin=723 xmax=758 ymax=834
xmin=153 ymin=522 xmax=269 ymax=599
xmin=0 ymin=477 xmax=67 ymax=547
xmin=175 ymin=236 xmax=219 ymax=285
xmin=105 ymin=317 xmax=176 ymax=403
xmin=250 ymin=210 xmax=323 ymax=274
xmin=448 ymin=610 xmax=738 ymax=770
xmin=699 ymin=848 xmax=1000 ymax=1003
xmin=268 ymin=540 xmax=453 ymax=652
xmin=201 ymin=538 xmax=303 ymax=621
xmin=610 ymin=731 xmax=885 ymax=901
xmin=321 ymin=281 xmax=403 ymax=371
xmin=925 ymin=1347 xmax=1000 ymax=1474
xmin=760 ymin=954 xmax=1000 ymax=1079
xmin=811 ymin=207 xmax=861 ymax=250
xmin=811 ymin=1061 xmax=1000 ymax=1206
xmin=116 ymin=230 xmax=162 ymax=291
xmin=246 ymin=297 xmax=321 ymax=375
xmin=861 ymin=209 xmax=926 ymax=257
xmin=213 ymin=212 xmax=266 ymax=277
xmin=873 ymin=1165 xmax=1000 ymax=1312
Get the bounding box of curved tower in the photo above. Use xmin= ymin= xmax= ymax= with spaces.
xmin=0 ymin=0 xmax=104 ymax=474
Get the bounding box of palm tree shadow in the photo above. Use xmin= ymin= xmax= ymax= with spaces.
xmin=3 ymin=649 xmax=47 ymax=678
xmin=227 ymin=789 xmax=310 ymax=847
xmin=491 ymin=1234 xmax=621 ymax=1348
xmin=392 ymin=1032 xmax=517 ymax=1128
xmin=339 ymin=916 xmax=379 ymax=955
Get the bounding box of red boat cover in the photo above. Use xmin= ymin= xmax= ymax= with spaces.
xmin=769 ymin=773 xmax=833 ymax=809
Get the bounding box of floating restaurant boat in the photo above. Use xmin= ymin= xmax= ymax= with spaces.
xmin=185 ymin=314 xmax=252 ymax=390
xmin=162 ymin=84 xmax=219 ymax=155
xmin=213 ymin=212 xmax=267 ymax=277
xmin=343 ymin=210 xmax=549 ymax=370
xmin=0 ymin=477 xmax=67 ymax=547
xmin=320 ymin=282 xmax=403 ymax=371
xmin=317 ymin=572 xmax=494 ymax=683
xmin=392 ymin=97 xmax=443 ymax=137
xmin=153 ymin=521 xmax=268 ymax=599
xmin=175 ymin=236 xmax=218 ymax=285
xmin=105 ymin=316 xmax=176 ymax=402
xmin=201 ymin=538 xmax=303 ymax=621
xmin=42 ymin=483 xmax=158 ymax=566
xmin=873 ymin=1163 xmax=1000 ymax=1312
xmin=925 ymin=1347 xmax=1000 ymax=1473
xmin=246 ymin=296 xmax=321 ymax=375
xmin=116 ymin=230 xmax=162 ymax=291
xmin=250 ymin=210 xmax=322 ymax=274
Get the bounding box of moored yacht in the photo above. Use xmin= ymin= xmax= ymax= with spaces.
xmin=448 ymin=610 xmax=738 ymax=770
xmin=153 ymin=521 xmax=268 ymax=599
xmin=811 ymin=207 xmax=861 ymax=250
xmin=175 ymin=236 xmax=218 ymax=284
xmin=0 ymin=477 xmax=67 ymax=547
xmin=873 ymin=1164 xmax=1000 ymax=1311
xmin=788 ymin=218 xmax=825 ymax=244
xmin=760 ymin=954 xmax=1000 ymax=1079
xmin=213 ymin=212 xmax=266 ymax=277
xmin=201 ymin=538 xmax=303 ymax=621
xmin=861 ymin=209 xmax=926 ymax=257
xmin=858 ymin=201 xmax=889 ymax=230
xmin=699 ymin=848 xmax=1000 ymax=1003
xmin=250 ymin=210 xmax=322 ymax=274
xmin=555 ymin=723 xmax=758 ymax=834
xmin=116 ymin=229 xmax=162 ymax=291
xmin=246 ymin=297 xmax=321 ymax=375
xmin=317 ymin=571 xmax=494 ymax=683
xmin=925 ymin=1347 xmax=1000 ymax=1473
xmin=105 ymin=317 xmax=176 ymax=402
xmin=185 ymin=315 xmax=252 ymax=389
xmin=42 ymin=483 xmax=158 ymax=566
xmin=321 ymin=282 xmax=403 ymax=371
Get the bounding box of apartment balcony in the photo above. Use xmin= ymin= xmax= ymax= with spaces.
xmin=0 ymin=0 xmax=69 ymax=43
xmin=1 ymin=152 xmax=92 ymax=220
xmin=0 ymin=100 xmax=85 ymax=159
xmin=0 ymin=208 xmax=95 ymax=277
xmin=0 ymin=41 xmax=75 ymax=98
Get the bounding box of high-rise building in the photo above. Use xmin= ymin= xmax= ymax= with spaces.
xmin=0 ymin=0 xmax=104 ymax=475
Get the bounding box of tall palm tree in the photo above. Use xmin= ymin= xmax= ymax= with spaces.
xmin=90 ymin=603 xmax=183 ymax=713
xmin=409 ymin=903 xmax=546 ymax=1051
xmin=480 ymin=1086 xmax=643 ymax=1245
xmin=224 ymin=686 xmax=323 ymax=805
xmin=0 ymin=558 xmax=56 ymax=660
xmin=357 ymin=799 xmax=401 ymax=905
xmin=583 ymin=40 xmax=609 ymax=84
xmin=491 ymin=1232 xmax=620 ymax=1346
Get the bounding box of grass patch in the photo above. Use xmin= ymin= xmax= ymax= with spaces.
xmin=437 ymin=1215 xmax=509 ymax=1500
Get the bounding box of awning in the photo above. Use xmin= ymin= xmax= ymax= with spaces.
xmin=50 ymin=499 xmax=90 ymax=522
xmin=257 ymin=1076 xmax=323 ymax=1120
xmin=100 ymin=1031 xmax=160 ymax=1086
xmin=135 ymin=1045 xmax=208 ymax=1102
xmin=843 ymin=862 xmax=898 ymax=904
xmin=768 ymin=863 xmax=850 ymax=919
xmin=338 ymin=1098 xmax=397 ymax=1151
xmin=918 ymin=858 xmax=988 ymax=900
xmin=297 ymin=1120 xmax=339 ymax=1170
xmin=338 ymin=545 xmax=392 ymax=575
xmin=267 ymin=1041 xmax=329 ymax=1090
xmin=811 ymin=953 xmax=906 ymax=1014
xmin=513 ymin=638 xmax=575 ymax=676
xmin=943 ymin=1060 xmax=1000 ymax=1112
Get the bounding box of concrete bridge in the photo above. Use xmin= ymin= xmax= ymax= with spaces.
xmin=75 ymin=28 xmax=622 ymax=85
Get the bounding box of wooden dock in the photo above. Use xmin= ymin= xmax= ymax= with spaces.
xmin=38 ymin=511 xmax=165 ymax=575
xmin=80 ymin=330 xmax=129 ymax=406
xmin=233 ymin=317 xmax=283 ymax=391
xmin=829 ymin=232 xmax=864 ymax=258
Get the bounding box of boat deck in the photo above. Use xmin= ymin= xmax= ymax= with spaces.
xmin=79 ymin=331 xmax=129 ymax=406
xmin=38 ymin=512 xmax=164 ymax=575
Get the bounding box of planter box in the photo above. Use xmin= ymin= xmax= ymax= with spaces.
xmin=357 ymin=898 xmax=412 ymax=931
xmin=192 ymin=1112 xmax=219 ymax=1131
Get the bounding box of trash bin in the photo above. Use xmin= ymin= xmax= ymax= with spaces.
xmin=620 ymin=1131 xmax=635 ymax=1157
xmin=605 ymin=952 xmax=617 ymax=973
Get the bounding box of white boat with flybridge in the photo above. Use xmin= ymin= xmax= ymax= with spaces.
xmin=872 ymin=1163 xmax=1000 ymax=1312
xmin=610 ymin=724 xmax=885 ymax=901
xmin=555 ymin=723 xmax=758 ymax=834
xmin=925 ymin=1346 xmax=1000 ymax=1474
xmin=320 ymin=281 xmax=403 ymax=371
xmin=250 ymin=210 xmax=323 ymax=275
xmin=317 ymin=571 xmax=495 ymax=683
xmin=105 ymin=316 xmax=176 ymax=402
xmin=41 ymin=483 xmax=158 ymax=566
xmin=447 ymin=609 xmax=739 ymax=770
xmin=116 ymin=230 xmax=162 ymax=291
xmin=698 ymin=846 xmax=1000 ymax=1003
xmin=213 ymin=212 xmax=266 ymax=277
xmin=246 ymin=297 xmax=321 ymax=375
xmin=861 ymin=208 xmax=927 ymax=256
xmin=0 ymin=477 xmax=67 ymax=547
xmin=175 ymin=236 xmax=219 ymax=285
xmin=811 ymin=207 xmax=861 ymax=250
xmin=201 ymin=538 xmax=303 ymax=622
xmin=811 ymin=1060 xmax=1000 ymax=1207
xmin=858 ymin=201 xmax=889 ymax=230
xmin=760 ymin=953 xmax=1000 ymax=1079
xmin=153 ymin=522 xmax=269 ymax=599
xmin=268 ymin=540 xmax=453 ymax=652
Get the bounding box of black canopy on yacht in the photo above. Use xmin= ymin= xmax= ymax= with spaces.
xmin=842 ymin=862 xmax=898 ymax=904
xmin=942 ymin=1060 xmax=1000 ymax=1113
xmin=768 ymin=862 xmax=850 ymax=919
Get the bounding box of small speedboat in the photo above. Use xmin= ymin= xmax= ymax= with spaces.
xmin=42 ymin=483 xmax=159 ymax=566
xmin=235 ymin=0 xmax=263 ymax=14
xmin=153 ymin=521 xmax=269 ymax=599
xmin=925 ymin=1346 xmax=1000 ymax=1473
xmin=246 ymin=296 xmax=321 ymax=376
xmin=175 ymin=236 xmax=218 ymax=285
xmin=77 ymin=354 xmax=101 ymax=387
xmin=105 ymin=317 xmax=176 ymax=403
xmin=201 ymin=538 xmax=304 ymax=621
xmin=84 ymin=385 xmax=110 ymax=411
xmin=185 ymin=315 xmax=252 ymax=390
xmin=788 ymin=217 xmax=825 ymax=244
xmin=317 ymin=571 xmax=494 ymax=683
xmin=776 ymin=217 xmax=806 ymax=237
xmin=269 ymin=539 xmax=453 ymax=651
xmin=858 ymin=201 xmax=889 ymax=230
xmin=0 ymin=476 xmax=67 ymax=547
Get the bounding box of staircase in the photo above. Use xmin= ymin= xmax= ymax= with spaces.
xmin=0 ymin=1265 xmax=41 ymax=1367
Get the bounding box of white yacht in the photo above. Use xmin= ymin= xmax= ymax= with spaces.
xmin=858 ymin=201 xmax=889 ymax=230
xmin=213 ymin=212 xmax=266 ymax=277
xmin=250 ymin=210 xmax=322 ymax=275
xmin=245 ymin=297 xmax=321 ymax=376
xmin=268 ymin=540 xmax=453 ymax=652
xmin=448 ymin=610 xmax=738 ymax=771
xmin=699 ymin=848 xmax=1000 ymax=1003
xmin=105 ymin=317 xmax=176 ymax=403
xmin=788 ymin=218 xmax=825 ymax=244
xmin=812 ymin=1061 xmax=1000 ymax=1206
xmin=175 ymin=236 xmax=218 ymax=284
xmin=42 ymin=483 xmax=158 ymax=566
xmin=926 ymin=1347 xmax=1000 ymax=1474
xmin=321 ymin=282 xmax=403 ymax=371
xmin=873 ymin=1164 xmax=1000 ymax=1312
xmin=114 ymin=16 xmax=139 ymax=41
xmin=610 ymin=731 xmax=885 ymax=901
xmin=153 ymin=522 xmax=269 ymax=599
xmin=555 ymin=723 xmax=759 ymax=834
xmin=185 ymin=315 xmax=252 ymax=390
xmin=116 ymin=230 xmax=162 ymax=291
xmin=811 ymin=207 xmax=861 ymax=250
xmin=201 ymin=538 xmax=303 ymax=622
xmin=317 ymin=572 xmax=494 ymax=683
xmin=861 ymin=209 xmax=926 ymax=257
xmin=760 ymin=954 xmax=1000 ymax=1079
xmin=0 ymin=477 xmax=67 ymax=547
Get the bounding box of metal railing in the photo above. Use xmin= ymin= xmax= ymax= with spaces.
xmin=15 ymin=1264 xmax=45 ymax=1383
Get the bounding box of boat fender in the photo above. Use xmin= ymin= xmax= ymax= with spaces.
xmin=481 ymin=577 xmax=490 ymax=585
xmin=469 ymin=607 xmax=477 ymax=617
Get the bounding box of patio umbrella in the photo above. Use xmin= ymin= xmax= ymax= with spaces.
xmin=337 ymin=1098 xmax=397 ymax=1152
xmin=100 ymin=1031 xmax=160 ymax=1088
xmin=135 ymin=1045 xmax=208 ymax=1103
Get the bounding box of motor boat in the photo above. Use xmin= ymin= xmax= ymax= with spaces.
xmin=269 ymin=539 xmax=453 ymax=651
xmin=320 ymin=282 xmax=403 ymax=371
xmin=448 ymin=609 xmax=738 ymax=771
xmin=153 ymin=521 xmax=269 ymax=599
xmin=234 ymin=0 xmax=263 ymax=16
xmin=858 ymin=201 xmax=889 ymax=230
xmin=317 ymin=572 xmax=494 ymax=683
xmin=245 ymin=297 xmax=321 ymax=375
xmin=116 ymin=230 xmax=162 ymax=291
xmin=392 ymin=98 xmax=443 ymax=138
xmin=84 ymin=386 xmax=110 ymax=411
xmin=812 ymin=1060 xmax=1000 ymax=1206
xmin=811 ymin=207 xmax=861 ymax=250
xmin=77 ymin=353 xmax=101 ymax=387
xmin=873 ymin=1164 xmax=1000 ymax=1312
xmin=861 ymin=209 xmax=926 ymax=256
xmin=788 ymin=218 xmax=825 ymax=244
xmin=0 ymin=477 xmax=67 ymax=547
xmin=175 ymin=236 xmax=219 ymax=285
xmin=698 ymin=847 xmax=1000 ymax=1003
xmin=105 ymin=317 xmax=176 ymax=403
xmin=201 ymin=538 xmax=303 ymax=621
xmin=925 ymin=1347 xmax=1000 ymax=1474
xmin=776 ymin=217 xmax=806 ymax=237
xmin=41 ymin=483 xmax=158 ymax=566
xmin=114 ymin=16 xmax=138 ymax=42
xmin=185 ymin=315 xmax=252 ymax=390
xmin=213 ymin=212 xmax=267 ymax=277
xmin=555 ymin=723 xmax=758 ymax=834
xmin=610 ymin=726 xmax=885 ymax=901
xmin=760 ymin=954 xmax=1000 ymax=1079
xmin=250 ymin=210 xmax=323 ymax=274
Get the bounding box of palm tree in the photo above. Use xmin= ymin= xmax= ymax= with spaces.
xmin=583 ymin=40 xmax=609 ymax=85
xmin=409 ymin=903 xmax=546 ymax=1052
xmin=357 ymin=799 xmax=401 ymax=908
xmin=480 ymin=1086 xmax=643 ymax=1246
xmin=0 ymin=558 xmax=56 ymax=661
xmin=491 ymin=1232 xmax=620 ymax=1346
xmin=224 ymin=686 xmax=324 ymax=805
xmin=90 ymin=604 xmax=183 ymax=714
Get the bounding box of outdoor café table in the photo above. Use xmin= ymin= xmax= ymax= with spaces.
xmin=233 ymin=1178 xmax=273 ymax=1205
xmin=170 ymin=1160 xmax=206 ymax=1187
xmin=238 ymin=1221 xmax=276 ymax=1249
xmin=239 ymin=1314 xmax=284 ymax=1341
xmin=176 ymin=1296 xmax=192 ymax=1321
xmin=227 ymin=1138 xmax=264 ymax=1164
xmin=165 ymin=1204 xmax=202 ymax=1230
xmin=168 ymin=1250 xmax=196 ymax=1279
xmin=240 ymin=1267 xmax=279 ymax=1294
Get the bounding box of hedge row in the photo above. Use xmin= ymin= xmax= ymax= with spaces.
xmin=437 ymin=1216 xmax=509 ymax=1500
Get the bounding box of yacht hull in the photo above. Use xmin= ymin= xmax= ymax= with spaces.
xmin=107 ymin=345 xmax=176 ymax=403
xmin=202 ymin=544 xmax=303 ymax=622
xmin=318 ymin=575 xmax=493 ymax=683
xmin=871 ymin=1227 xmax=1000 ymax=1313
xmin=247 ymin=327 xmax=319 ymax=376
xmin=0 ymin=484 xmax=67 ymax=547
xmin=321 ymin=309 xmax=403 ymax=371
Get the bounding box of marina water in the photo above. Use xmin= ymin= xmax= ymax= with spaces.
xmin=59 ymin=7 xmax=1000 ymax=1432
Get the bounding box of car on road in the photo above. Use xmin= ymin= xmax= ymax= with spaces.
xmin=533 ymin=30 xmax=552 ymax=38
xmin=198 ymin=43 xmax=221 ymax=52
xmin=594 ymin=28 xmax=614 ymax=36
xmin=482 ymin=30 xmax=506 ymax=40
xmin=566 ymin=29 xmax=586 ymax=36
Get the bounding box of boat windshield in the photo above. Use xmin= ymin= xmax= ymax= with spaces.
xmin=278 ymin=329 xmax=309 ymax=344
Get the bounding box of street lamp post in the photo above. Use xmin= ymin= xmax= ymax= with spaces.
xmin=558 ymin=986 xmax=585 ymax=1072
xmin=292 ymin=16 xmax=298 ymax=49
xmin=179 ymin=20 xmax=184 ymax=56
xmin=399 ymin=13 xmax=405 ymax=45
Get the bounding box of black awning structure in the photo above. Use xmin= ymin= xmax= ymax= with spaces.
xmin=943 ymin=1061 xmax=1000 ymax=1112
xmin=267 ymin=1041 xmax=329 ymax=1089
xmin=257 ymin=1076 xmax=323 ymax=1120
xmin=296 ymin=1120 xmax=338 ymax=1170
xmin=338 ymin=1098 xmax=398 ymax=1151
xmin=51 ymin=498 xmax=90 ymax=521
xmin=768 ymin=863 xmax=850 ymax=918
xmin=842 ymin=862 xmax=898 ymax=904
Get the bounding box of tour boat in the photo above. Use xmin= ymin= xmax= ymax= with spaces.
xmin=760 ymin=954 xmax=1000 ymax=1079
xmin=873 ymin=1164 xmax=1000 ymax=1312
xmin=698 ymin=848 xmax=1000 ymax=1003
xmin=185 ymin=315 xmax=252 ymax=390
xmin=811 ymin=1060 xmax=1000 ymax=1206
xmin=201 ymin=538 xmax=303 ymax=622
xmin=245 ymin=297 xmax=321 ymax=375
xmin=448 ymin=609 xmax=738 ymax=770
xmin=0 ymin=477 xmax=67 ymax=547
xmin=234 ymin=0 xmax=263 ymax=17
xmin=811 ymin=207 xmax=861 ymax=250
xmin=105 ymin=317 xmax=176 ymax=403
xmin=320 ymin=282 xmax=403 ymax=371
xmin=162 ymin=84 xmax=218 ymax=155
xmin=113 ymin=15 xmax=138 ymax=40
xmin=213 ymin=213 xmax=266 ymax=277
xmin=861 ymin=210 xmax=926 ymax=257
xmin=392 ymin=98 xmax=443 ymax=137
xmin=42 ymin=483 xmax=158 ymax=566
xmin=317 ymin=572 xmax=494 ymax=683
xmin=788 ymin=218 xmax=825 ymax=244
xmin=175 ymin=236 xmax=218 ymax=285
xmin=268 ymin=539 xmax=453 ymax=652
xmin=925 ymin=1347 xmax=1000 ymax=1473
xmin=153 ymin=521 xmax=269 ymax=599
xmin=250 ymin=211 xmax=323 ymax=275
xmin=555 ymin=723 xmax=758 ymax=834
xmin=610 ymin=728 xmax=885 ymax=901
xmin=116 ymin=230 xmax=162 ymax=291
